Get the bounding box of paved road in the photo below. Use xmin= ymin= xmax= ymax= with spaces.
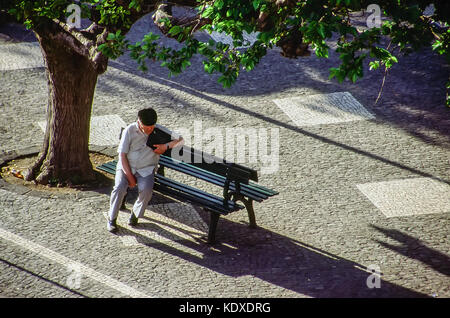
xmin=0 ymin=15 xmax=449 ymax=299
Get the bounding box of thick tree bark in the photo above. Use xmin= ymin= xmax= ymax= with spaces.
xmin=25 ymin=29 xmax=101 ymax=185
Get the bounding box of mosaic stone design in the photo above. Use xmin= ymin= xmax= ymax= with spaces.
xmin=0 ymin=42 xmax=44 ymax=71
xmin=38 ymin=115 xmax=127 ymax=146
xmin=273 ymin=92 xmax=375 ymax=127
xmin=356 ymin=177 xmax=450 ymax=218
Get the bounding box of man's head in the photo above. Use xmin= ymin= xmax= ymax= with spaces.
xmin=137 ymin=108 xmax=157 ymax=135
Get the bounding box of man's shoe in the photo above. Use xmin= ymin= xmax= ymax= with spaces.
xmin=107 ymin=218 xmax=118 ymax=233
xmin=128 ymin=213 xmax=138 ymax=226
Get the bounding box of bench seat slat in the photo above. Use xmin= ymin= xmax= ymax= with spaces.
xmin=157 ymin=175 xmax=244 ymax=209
xmin=154 ymin=184 xmax=238 ymax=215
xmin=156 ymin=175 xmax=244 ymax=212
xmin=104 ymin=161 xmax=117 ymax=169
xmin=247 ymin=181 xmax=279 ymax=196
xmin=155 ymin=175 xmax=241 ymax=208
xmin=154 ymin=183 xmax=233 ymax=215
xmin=96 ymin=165 xmax=116 ymax=175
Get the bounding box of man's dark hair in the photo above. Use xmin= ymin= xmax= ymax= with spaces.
xmin=138 ymin=108 xmax=157 ymax=126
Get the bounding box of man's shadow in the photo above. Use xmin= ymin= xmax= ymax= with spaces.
xmin=115 ymin=192 xmax=430 ymax=298
xmin=371 ymin=225 xmax=450 ymax=277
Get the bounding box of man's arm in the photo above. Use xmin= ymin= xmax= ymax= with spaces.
xmin=167 ymin=136 xmax=184 ymax=149
xmin=120 ymin=152 xmax=136 ymax=188
xmin=153 ymin=136 xmax=184 ymax=155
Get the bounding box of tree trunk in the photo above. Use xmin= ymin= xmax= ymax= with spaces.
xmin=25 ymin=30 xmax=100 ymax=185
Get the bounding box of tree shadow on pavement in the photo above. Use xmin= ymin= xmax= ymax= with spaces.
xmin=2 ymin=20 xmax=449 ymax=149
xmin=105 ymin=60 xmax=450 ymax=185
xmin=110 ymin=15 xmax=450 ymax=148
xmin=115 ymin=198 xmax=429 ymax=298
xmin=0 ymin=258 xmax=88 ymax=298
xmin=371 ymin=225 xmax=450 ymax=277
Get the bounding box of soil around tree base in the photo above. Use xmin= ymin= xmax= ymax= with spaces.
xmin=0 ymin=152 xmax=115 ymax=195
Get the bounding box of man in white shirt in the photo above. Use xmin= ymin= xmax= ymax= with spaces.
xmin=107 ymin=108 xmax=184 ymax=233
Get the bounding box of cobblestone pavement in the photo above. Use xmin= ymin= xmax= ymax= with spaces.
xmin=0 ymin=15 xmax=449 ymax=299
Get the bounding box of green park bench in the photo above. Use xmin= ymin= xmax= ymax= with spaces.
xmin=96 ymin=146 xmax=278 ymax=244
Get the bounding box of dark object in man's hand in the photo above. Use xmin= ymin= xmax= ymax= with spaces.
xmin=146 ymin=127 xmax=172 ymax=151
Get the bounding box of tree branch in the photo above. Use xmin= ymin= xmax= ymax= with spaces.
xmin=34 ymin=18 xmax=109 ymax=74
xmin=152 ymin=1 xmax=211 ymax=40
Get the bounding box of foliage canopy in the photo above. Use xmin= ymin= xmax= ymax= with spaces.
xmin=2 ymin=0 xmax=449 ymax=105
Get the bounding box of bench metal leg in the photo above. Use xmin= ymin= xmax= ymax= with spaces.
xmin=241 ymin=197 xmax=257 ymax=228
xmin=208 ymin=211 xmax=220 ymax=244
xmin=157 ymin=165 xmax=165 ymax=176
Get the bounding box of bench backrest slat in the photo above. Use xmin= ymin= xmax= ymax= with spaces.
xmin=159 ymin=157 xmax=269 ymax=200
xmin=167 ymin=146 xmax=259 ymax=182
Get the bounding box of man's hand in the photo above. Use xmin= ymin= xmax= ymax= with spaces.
xmin=153 ymin=144 xmax=168 ymax=155
xmin=127 ymin=174 xmax=137 ymax=188
xmin=119 ymin=152 xmax=136 ymax=188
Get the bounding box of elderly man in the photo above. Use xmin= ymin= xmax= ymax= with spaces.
xmin=107 ymin=108 xmax=184 ymax=233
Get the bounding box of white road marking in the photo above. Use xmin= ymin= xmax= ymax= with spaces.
xmin=0 ymin=227 xmax=152 ymax=298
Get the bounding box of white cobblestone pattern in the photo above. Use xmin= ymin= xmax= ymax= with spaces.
xmin=357 ymin=178 xmax=450 ymax=218
xmin=0 ymin=42 xmax=44 ymax=70
xmin=38 ymin=115 xmax=127 ymax=146
xmin=273 ymin=92 xmax=376 ymax=127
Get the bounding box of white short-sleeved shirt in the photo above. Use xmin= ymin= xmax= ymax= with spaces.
xmin=117 ymin=122 xmax=180 ymax=177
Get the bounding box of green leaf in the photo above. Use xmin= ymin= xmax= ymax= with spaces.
xmin=182 ymin=60 xmax=191 ymax=69
xmin=252 ymin=0 xmax=261 ymax=10
xmin=215 ymin=0 xmax=225 ymax=9
xmin=329 ymin=67 xmax=345 ymax=83
xmin=432 ymin=40 xmax=442 ymax=51
xmin=318 ymin=24 xmax=326 ymax=39
xmin=369 ymin=61 xmax=380 ymax=71
xmin=201 ymin=6 xmax=214 ymax=18
xmin=168 ymin=26 xmax=183 ymax=36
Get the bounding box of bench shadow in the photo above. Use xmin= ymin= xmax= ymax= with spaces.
xmin=115 ymin=194 xmax=429 ymax=298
